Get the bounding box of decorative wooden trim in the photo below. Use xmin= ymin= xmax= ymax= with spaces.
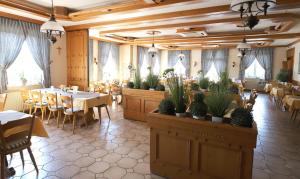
xmin=288 ymin=38 xmax=300 ymax=47
xmin=98 ymin=13 xmax=296 ymax=34
xmin=69 ymin=0 xmax=200 ymax=21
xmin=0 ymin=11 xmax=43 ymax=24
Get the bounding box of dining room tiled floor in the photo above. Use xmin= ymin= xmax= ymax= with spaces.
xmin=7 ymin=93 xmax=300 ymax=179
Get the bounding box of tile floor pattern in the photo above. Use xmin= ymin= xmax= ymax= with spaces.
xmin=6 ymin=94 xmax=300 ymax=179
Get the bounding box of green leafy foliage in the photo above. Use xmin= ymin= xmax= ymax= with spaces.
xmin=159 ymin=98 xmax=175 ymax=115
xmin=194 ymin=92 xmax=205 ymax=103
xmin=133 ymin=67 xmax=142 ymax=89
xmin=199 ymin=78 xmax=209 ymax=89
xmin=191 ymin=83 xmax=200 ymax=91
xmin=190 ymin=101 xmax=207 ymax=118
xmin=231 ymin=107 xmax=254 ymax=128
xmin=156 ymin=84 xmax=165 ymax=91
xmin=276 ymin=69 xmax=289 ymax=82
xmin=219 ymin=71 xmax=232 ymax=89
xmin=146 ymin=73 xmax=159 ymax=89
xmin=205 ymin=91 xmax=233 ymax=117
xmin=164 ymin=70 xmax=186 ymax=113
xmin=127 ymin=81 xmax=134 ymax=88
xmin=141 ymin=82 xmax=150 ymax=90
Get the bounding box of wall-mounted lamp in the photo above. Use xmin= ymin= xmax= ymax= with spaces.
xmin=232 ymin=62 xmax=236 ymax=68
xmin=93 ymin=58 xmax=98 ymax=65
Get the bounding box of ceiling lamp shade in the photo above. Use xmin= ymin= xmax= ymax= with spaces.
xmin=237 ymin=38 xmax=251 ymax=58
xmin=230 ymin=0 xmax=276 ymax=29
xmin=41 ymin=0 xmax=65 ymax=44
xmin=147 ymin=31 xmax=160 ymax=58
xmin=178 ymin=52 xmax=185 ymax=61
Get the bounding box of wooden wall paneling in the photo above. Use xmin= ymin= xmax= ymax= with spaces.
xmin=67 ymin=30 xmax=89 ymax=90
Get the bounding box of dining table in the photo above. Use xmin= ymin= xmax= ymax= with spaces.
xmin=0 ymin=110 xmax=48 ymax=177
xmin=282 ymin=95 xmax=300 ymax=112
xmin=36 ymin=88 xmax=111 ymax=122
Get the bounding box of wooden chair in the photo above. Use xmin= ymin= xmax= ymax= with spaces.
xmin=59 ymin=84 xmax=66 ymax=89
xmin=0 ymin=93 xmax=7 ymax=112
xmin=71 ymin=86 xmax=79 ymax=91
xmin=20 ymin=89 xmax=34 ymax=114
xmin=31 ymin=90 xmax=47 ymax=121
xmin=60 ymin=95 xmax=87 ymax=134
xmin=46 ymin=93 xmax=63 ymax=127
xmin=0 ymin=114 xmax=38 ymax=179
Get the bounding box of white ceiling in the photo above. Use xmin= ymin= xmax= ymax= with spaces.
xmin=26 ymin=0 xmax=135 ymax=10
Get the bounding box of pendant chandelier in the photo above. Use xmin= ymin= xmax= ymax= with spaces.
xmin=41 ymin=0 xmax=65 ymax=44
xmin=230 ymin=0 xmax=276 ymax=29
xmin=237 ymin=38 xmax=251 ymax=58
xmin=178 ymin=51 xmax=185 ymax=61
xmin=148 ymin=31 xmax=160 ymax=58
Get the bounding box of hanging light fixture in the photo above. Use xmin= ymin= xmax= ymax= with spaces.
xmin=178 ymin=51 xmax=185 ymax=61
xmin=148 ymin=31 xmax=160 ymax=58
xmin=230 ymin=0 xmax=276 ymax=29
xmin=237 ymin=37 xmax=251 ymax=58
xmin=41 ymin=0 xmax=65 ymax=44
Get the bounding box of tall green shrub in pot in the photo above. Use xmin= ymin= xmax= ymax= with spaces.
xmin=163 ymin=68 xmax=187 ymax=117
xmin=205 ymin=84 xmax=233 ymax=123
xmin=133 ymin=67 xmax=142 ymax=89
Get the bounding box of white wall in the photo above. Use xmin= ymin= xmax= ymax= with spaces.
xmin=273 ymin=47 xmax=286 ymax=79
xmin=50 ymin=35 xmax=67 ymax=86
xmin=119 ymin=45 xmax=131 ymax=81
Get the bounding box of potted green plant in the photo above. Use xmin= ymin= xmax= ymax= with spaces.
xmin=134 ymin=67 xmax=142 ymax=89
xmin=127 ymin=81 xmax=134 ymax=88
xmin=141 ymin=81 xmax=150 ymax=90
xmin=158 ymin=98 xmax=175 ymax=115
xmin=276 ymin=69 xmax=289 ymax=82
xmin=205 ymin=89 xmax=233 ymax=123
xmin=190 ymin=92 xmax=207 ymax=119
xmin=191 ymin=83 xmax=199 ymax=91
xmin=231 ymin=107 xmax=254 ymax=128
xmin=164 ymin=69 xmax=186 ymax=117
xmin=199 ymin=78 xmax=209 ymax=91
xmin=146 ymin=69 xmax=159 ymax=90
xmin=156 ymin=84 xmax=165 ymax=91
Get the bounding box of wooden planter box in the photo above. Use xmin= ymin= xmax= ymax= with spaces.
xmin=122 ymin=88 xmax=168 ymax=122
xmin=146 ymin=111 xmax=257 ymax=179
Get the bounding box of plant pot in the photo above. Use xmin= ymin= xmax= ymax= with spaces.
xmin=212 ymin=116 xmax=223 ymax=123
xmin=149 ymin=88 xmax=155 ymax=91
xmin=200 ymin=88 xmax=207 ymax=92
xmin=176 ymin=113 xmax=186 ymax=117
xmin=193 ymin=115 xmax=205 ymax=120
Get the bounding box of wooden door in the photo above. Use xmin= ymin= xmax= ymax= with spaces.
xmin=286 ymin=48 xmax=294 ymax=82
xmin=67 ymin=30 xmax=88 ymax=90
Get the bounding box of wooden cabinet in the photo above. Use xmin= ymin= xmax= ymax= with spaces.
xmin=123 ymin=88 xmax=168 ymax=122
xmin=67 ymin=30 xmax=88 ymax=90
xmin=147 ymin=112 xmax=258 ymax=179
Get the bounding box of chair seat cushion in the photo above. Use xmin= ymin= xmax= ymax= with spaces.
xmin=65 ymin=107 xmax=82 ymax=115
xmin=49 ymin=106 xmax=63 ymax=111
xmin=35 ymin=102 xmax=48 ymax=107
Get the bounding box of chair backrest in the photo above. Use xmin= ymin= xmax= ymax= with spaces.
xmin=46 ymin=93 xmax=58 ymax=109
xmin=20 ymin=89 xmax=31 ymax=102
xmin=31 ymin=90 xmax=43 ymax=104
xmin=59 ymin=84 xmax=66 ymax=89
xmin=60 ymin=95 xmax=74 ymax=112
xmin=71 ymin=86 xmax=79 ymax=91
xmin=0 ymin=114 xmax=35 ymax=151
xmin=0 ymin=93 xmax=7 ymax=112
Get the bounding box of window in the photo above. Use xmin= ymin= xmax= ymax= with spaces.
xmin=103 ymin=51 xmax=117 ymax=82
xmin=153 ymin=57 xmax=160 ymax=75
xmin=7 ymin=41 xmax=43 ymax=87
xmin=140 ymin=54 xmax=149 ymax=79
xmin=174 ymin=59 xmax=186 ymax=76
xmin=205 ymin=63 xmax=219 ymax=82
xmin=245 ymin=59 xmax=265 ymax=79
